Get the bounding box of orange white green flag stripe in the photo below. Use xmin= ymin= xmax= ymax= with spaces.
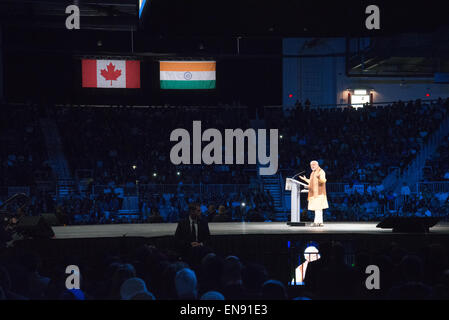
xmin=160 ymin=61 xmax=216 ymax=89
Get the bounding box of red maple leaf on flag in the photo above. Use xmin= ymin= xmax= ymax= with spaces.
xmin=100 ymin=62 xmax=122 ymax=86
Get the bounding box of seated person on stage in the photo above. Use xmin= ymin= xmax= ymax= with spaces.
xmin=174 ymin=203 xmax=211 ymax=260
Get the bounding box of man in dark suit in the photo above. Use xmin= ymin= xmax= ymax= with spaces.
xmin=175 ymin=203 xmax=211 ymax=263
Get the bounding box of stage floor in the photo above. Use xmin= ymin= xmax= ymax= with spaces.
xmin=51 ymin=221 xmax=449 ymax=239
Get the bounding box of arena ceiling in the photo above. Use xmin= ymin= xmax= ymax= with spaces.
xmin=347 ymin=29 xmax=449 ymax=76
xmin=0 ymin=0 xmax=138 ymax=31
xmin=1 ymin=0 xmax=449 ymax=36
xmin=2 ymin=0 xmax=449 ymax=74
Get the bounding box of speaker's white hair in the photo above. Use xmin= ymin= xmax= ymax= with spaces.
xmin=310 ymin=160 xmax=319 ymax=165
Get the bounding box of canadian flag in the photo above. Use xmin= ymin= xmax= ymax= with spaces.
xmin=82 ymin=59 xmax=140 ymax=88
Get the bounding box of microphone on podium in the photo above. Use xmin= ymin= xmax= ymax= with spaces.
xmin=291 ymin=171 xmax=305 ymax=180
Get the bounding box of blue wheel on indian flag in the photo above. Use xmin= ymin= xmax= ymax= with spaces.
xmin=184 ymin=72 xmax=193 ymax=80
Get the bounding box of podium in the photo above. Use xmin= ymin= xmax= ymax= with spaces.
xmin=285 ymin=178 xmax=308 ymax=226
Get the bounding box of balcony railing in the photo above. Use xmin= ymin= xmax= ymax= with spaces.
xmin=93 ymin=183 xmax=254 ymax=199
xmin=417 ymin=181 xmax=449 ymax=194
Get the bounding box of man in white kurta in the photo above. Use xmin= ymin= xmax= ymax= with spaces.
xmin=299 ymin=160 xmax=329 ymax=227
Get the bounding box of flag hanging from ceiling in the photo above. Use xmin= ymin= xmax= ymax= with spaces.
xmin=82 ymin=59 xmax=140 ymax=88
xmin=160 ymin=61 xmax=216 ymax=89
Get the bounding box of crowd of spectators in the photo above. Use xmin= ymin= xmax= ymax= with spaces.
xmin=139 ymin=187 xmax=276 ymax=224
xmin=422 ymin=133 xmax=449 ymax=181
xmin=302 ymin=241 xmax=449 ymax=299
xmin=323 ymin=186 xmax=449 ymax=222
xmin=3 ymin=98 xmax=449 ymax=190
xmin=12 ymin=182 xmax=446 ymax=224
xmin=2 ymin=101 xmax=449 ymax=301
xmin=269 ymin=98 xmax=449 ymax=184
xmin=20 ymin=186 xmax=275 ymax=225
xmin=0 ymin=237 xmax=448 ymax=300
xmin=2 ymin=99 xmax=449 ymax=224
xmin=0 ymin=104 xmax=52 ymax=187
xmin=55 ymin=99 xmax=449 ymax=188
xmin=53 ymin=106 xmax=254 ymax=186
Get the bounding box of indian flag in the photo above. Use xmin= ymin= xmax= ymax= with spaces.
xmin=160 ymin=61 xmax=216 ymax=89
